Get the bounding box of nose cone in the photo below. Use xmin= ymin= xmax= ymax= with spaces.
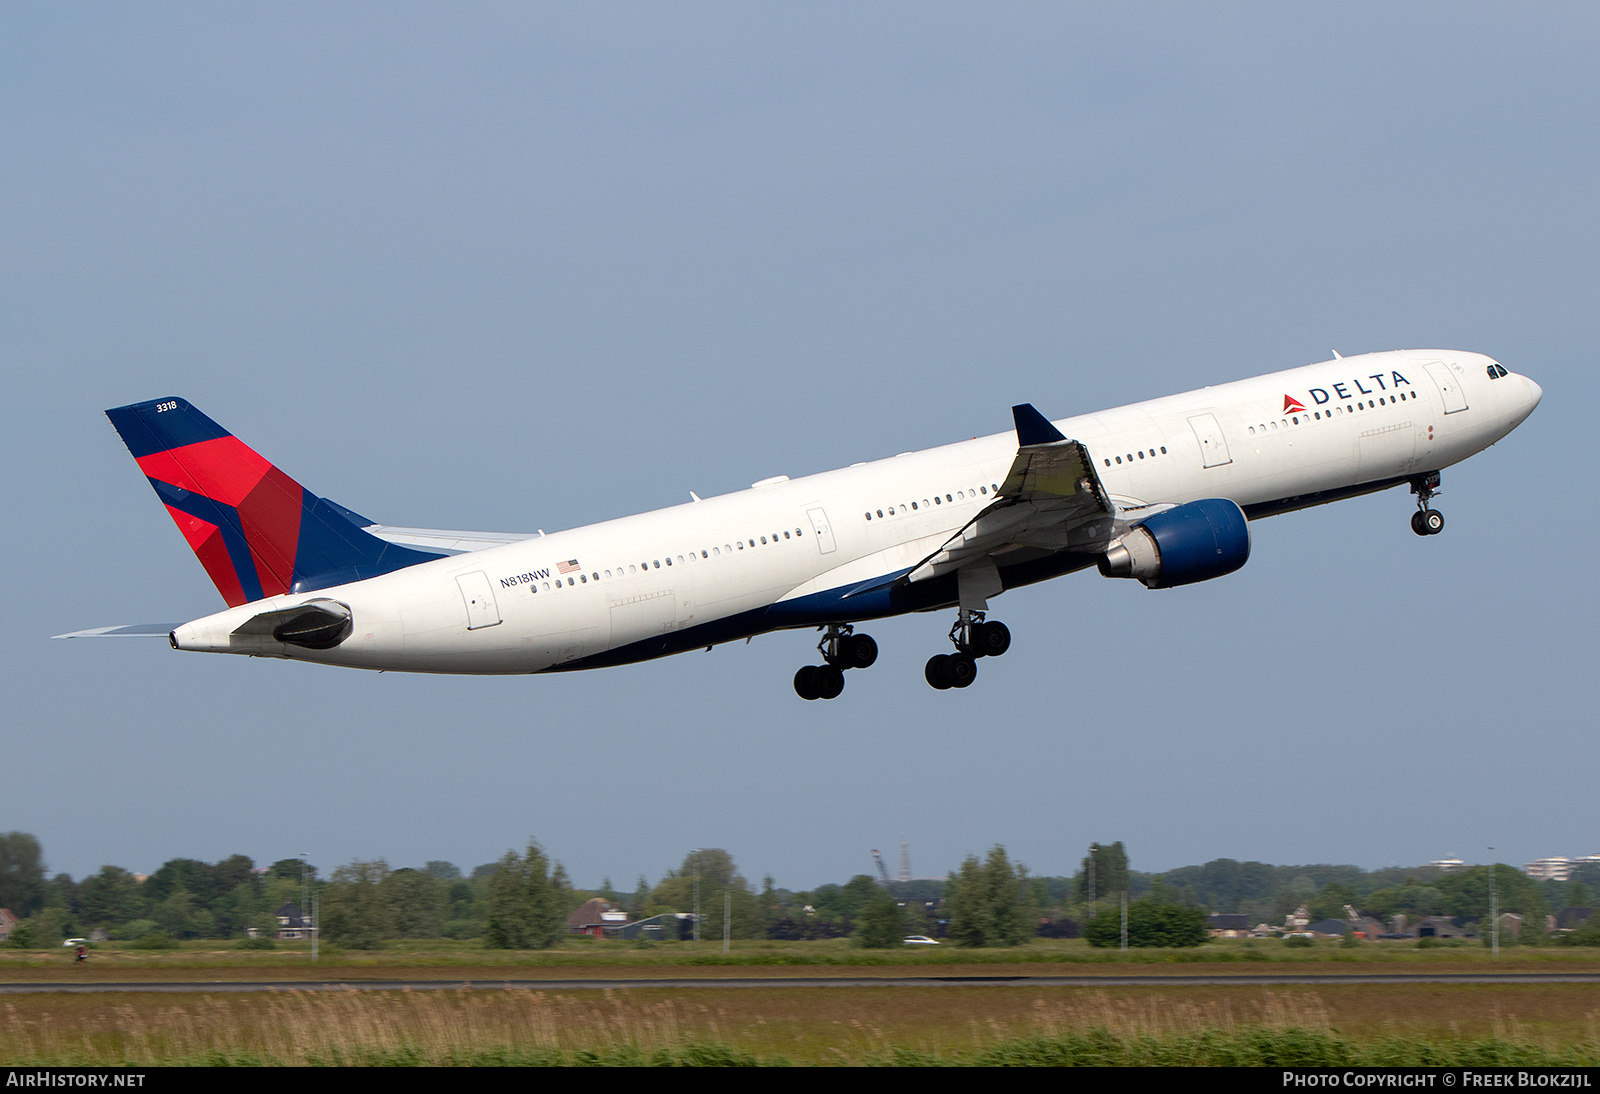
xmin=1515 ymin=374 xmax=1543 ymax=424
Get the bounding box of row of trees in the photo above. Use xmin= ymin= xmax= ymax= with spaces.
xmin=6 ymin=831 xmax=1592 ymax=950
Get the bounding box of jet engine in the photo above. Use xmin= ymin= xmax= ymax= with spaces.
xmin=1097 ymin=498 xmax=1250 ymax=589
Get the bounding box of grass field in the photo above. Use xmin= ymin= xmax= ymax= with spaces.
xmin=3 ymin=982 xmax=1598 ymax=1065
xmin=3 ymin=939 xmax=1599 ymax=1064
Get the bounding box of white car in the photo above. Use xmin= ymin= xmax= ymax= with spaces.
xmin=902 ymin=935 xmax=940 ymax=945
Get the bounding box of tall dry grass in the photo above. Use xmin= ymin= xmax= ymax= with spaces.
xmin=3 ymin=988 xmax=1596 ymax=1066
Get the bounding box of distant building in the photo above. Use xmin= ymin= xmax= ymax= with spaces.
xmin=1427 ymin=858 xmax=1467 ymax=873
xmin=616 ymin=913 xmax=692 ymax=942
xmin=1526 ymin=858 xmax=1573 ymax=881
xmin=567 ymin=898 xmax=632 ymax=937
xmin=274 ymin=901 xmax=316 ymax=940
xmin=0 ymin=909 xmax=16 ymax=943
xmin=1207 ymin=914 xmax=1251 ymax=938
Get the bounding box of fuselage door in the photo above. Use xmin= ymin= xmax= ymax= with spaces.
xmin=455 ymin=571 xmax=502 ymax=630
xmin=807 ymin=507 xmax=837 ymax=554
xmin=1187 ymin=413 xmax=1233 ymax=468
xmin=1425 ymin=362 xmax=1469 ymax=414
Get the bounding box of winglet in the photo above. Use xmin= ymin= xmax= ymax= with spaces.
xmin=1012 ymin=403 xmax=1067 ymax=446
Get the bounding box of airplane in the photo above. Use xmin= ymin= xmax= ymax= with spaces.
xmin=59 ymin=349 xmax=1540 ymax=698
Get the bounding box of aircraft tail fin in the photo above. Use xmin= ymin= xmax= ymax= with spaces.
xmin=106 ymin=398 xmax=443 ymax=606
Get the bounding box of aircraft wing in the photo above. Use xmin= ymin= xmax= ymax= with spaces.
xmin=361 ymin=525 xmax=540 ymax=554
xmin=905 ymin=403 xmax=1115 ymax=584
xmin=53 ymin=623 xmax=177 ymax=639
xmin=309 ymin=498 xmax=539 ymax=555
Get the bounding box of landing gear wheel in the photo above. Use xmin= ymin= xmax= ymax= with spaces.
xmin=794 ymin=666 xmax=820 ymax=701
xmin=813 ymin=664 xmax=845 ymax=699
xmin=946 ymin=652 xmax=977 ymax=688
xmin=1409 ymin=473 xmax=1444 ymax=537
xmin=819 ymin=625 xmax=877 ymax=670
xmin=795 ymin=664 xmax=845 ymax=699
xmin=841 ymin=633 xmax=878 ymax=669
xmin=972 ymin=621 xmax=1011 ymax=658
xmin=925 ymin=654 xmax=953 ymax=690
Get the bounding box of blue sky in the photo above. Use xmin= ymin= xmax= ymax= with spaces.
xmin=4 ymin=3 xmax=1595 ymax=888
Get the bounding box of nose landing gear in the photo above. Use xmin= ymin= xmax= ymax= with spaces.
xmin=1410 ymin=472 xmax=1444 ymax=536
xmin=794 ymin=624 xmax=878 ymax=700
xmin=924 ymin=609 xmax=1010 ymax=691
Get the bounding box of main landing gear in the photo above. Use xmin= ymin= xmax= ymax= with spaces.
xmin=1409 ymin=472 xmax=1444 ymax=536
xmin=925 ymin=610 xmax=1010 ymax=691
xmin=794 ymin=624 xmax=878 ymax=700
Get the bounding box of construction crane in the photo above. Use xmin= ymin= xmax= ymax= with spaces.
xmin=871 ymin=849 xmax=892 ymax=884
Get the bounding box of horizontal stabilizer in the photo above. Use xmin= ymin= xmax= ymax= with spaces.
xmin=363 ymin=525 xmax=540 ymax=555
xmin=53 ymin=623 xmax=176 ymax=639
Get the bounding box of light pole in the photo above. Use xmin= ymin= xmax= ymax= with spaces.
xmin=300 ymin=851 xmax=317 ymax=962
xmin=1489 ymin=848 xmax=1498 ymax=958
xmin=692 ymin=850 xmax=702 ymax=944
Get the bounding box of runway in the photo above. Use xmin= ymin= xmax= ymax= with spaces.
xmin=6 ymin=971 xmax=1600 ymax=993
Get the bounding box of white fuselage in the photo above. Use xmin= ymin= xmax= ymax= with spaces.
xmin=170 ymin=350 xmax=1541 ymax=674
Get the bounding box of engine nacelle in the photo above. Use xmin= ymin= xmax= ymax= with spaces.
xmin=1097 ymin=498 xmax=1250 ymax=589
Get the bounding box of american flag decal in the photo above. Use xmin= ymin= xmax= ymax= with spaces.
xmin=557 ymin=559 xmax=581 ymax=574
